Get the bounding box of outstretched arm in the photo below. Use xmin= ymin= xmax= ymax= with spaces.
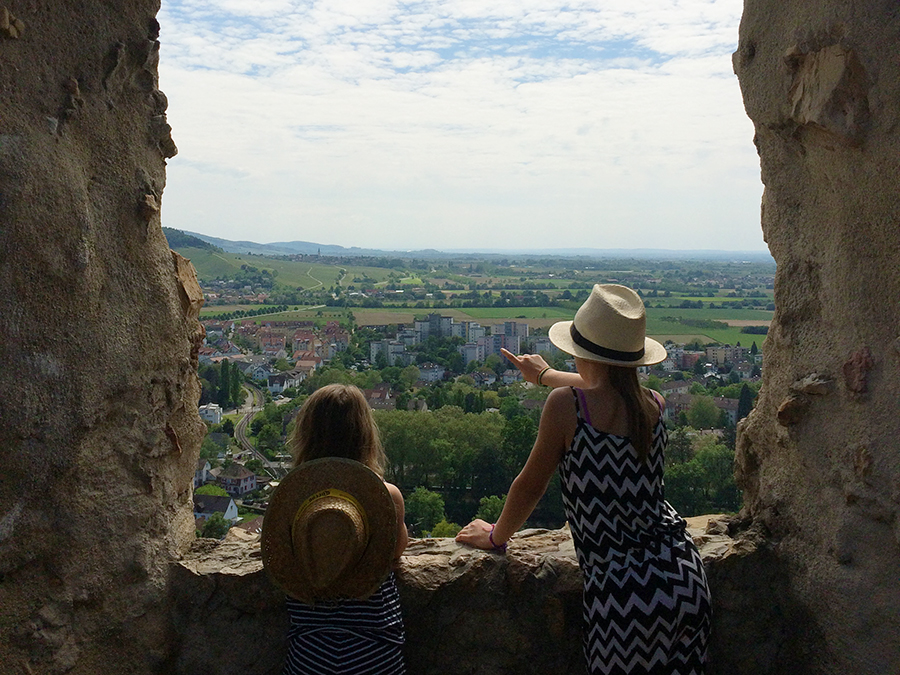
xmin=456 ymin=387 xmax=571 ymax=550
xmin=500 ymin=347 xmax=585 ymax=388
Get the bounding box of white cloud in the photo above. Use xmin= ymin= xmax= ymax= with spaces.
xmin=158 ymin=0 xmax=764 ymax=252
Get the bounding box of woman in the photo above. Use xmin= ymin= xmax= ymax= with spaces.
xmin=265 ymin=384 xmax=408 ymax=675
xmin=456 ymin=284 xmax=711 ymax=674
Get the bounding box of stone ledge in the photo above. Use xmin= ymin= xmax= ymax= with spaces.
xmin=170 ymin=516 xmax=784 ymax=675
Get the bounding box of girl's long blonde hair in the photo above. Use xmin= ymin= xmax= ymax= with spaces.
xmin=287 ymin=384 xmax=386 ymax=476
xmin=608 ymin=366 xmax=659 ymax=463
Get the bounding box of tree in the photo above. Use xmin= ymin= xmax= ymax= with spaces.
xmin=430 ymin=519 xmax=462 ymax=538
xmin=694 ymin=442 xmax=741 ymax=512
xmin=217 ymin=359 xmax=232 ymax=408
xmin=500 ymin=415 xmax=537 ymax=480
xmin=666 ymin=460 xmax=706 ymax=516
xmin=231 ymin=372 xmax=243 ymax=406
xmin=400 ymin=365 xmax=420 ymax=390
xmin=687 ymin=396 xmax=720 ymax=429
xmin=666 ymin=427 xmax=694 ymax=465
xmin=221 ymin=418 xmax=235 ymax=437
xmin=693 ymin=359 xmax=706 ymax=376
xmin=257 ymin=423 xmax=283 ymax=455
xmin=499 ymin=396 xmax=522 ymax=420
xmin=195 ymin=484 xmax=229 ymax=496
xmin=750 ymin=341 xmax=758 ymax=355
xmin=484 ymin=354 xmax=506 ymax=378
xmin=737 ymin=384 xmax=755 ymax=422
xmin=199 ymin=435 xmax=224 ymax=460
xmin=475 ymin=495 xmax=507 ymax=523
xmin=199 ymin=512 xmax=231 ymax=539
xmin=405 ymin=487 xmax=445 ymax=535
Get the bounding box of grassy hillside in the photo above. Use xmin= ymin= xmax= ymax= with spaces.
xmin=175 ymin=248 xmax=392 ymax=290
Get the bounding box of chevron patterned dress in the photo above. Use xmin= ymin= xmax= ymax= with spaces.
xmin=559 ymin=389 xmax=711 ymax=675
xmin=283 ymin=572 xmax=405 ymax=675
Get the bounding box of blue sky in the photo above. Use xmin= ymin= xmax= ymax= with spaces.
xmin=157 ymin=0 xmax=764 ymax=252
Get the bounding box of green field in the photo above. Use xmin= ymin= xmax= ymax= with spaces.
xmin=646 ymin=307 xmax=772 ymax=322
xmin=179 ymin=248 xmax=393 ymax=290
xmin=458 ymin=307 xmax=576 ymax=320
xmin=644 ymin=307 xmax=771 ymax=346
xmin=199 ymin=304 xmax=320 ymax=319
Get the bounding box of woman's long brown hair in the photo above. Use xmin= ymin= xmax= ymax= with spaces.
xmin=607 ymin=366 xmax=658 ymax=463
xmin=287 ymin=384 xmax=386 ymax=476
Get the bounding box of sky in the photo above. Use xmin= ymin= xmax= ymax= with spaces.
xmin=157 ymin=0 xmax=765 ymax=253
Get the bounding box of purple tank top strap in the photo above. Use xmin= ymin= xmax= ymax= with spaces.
xmin=650 ymin=389 xmax=664 ymax=415
xmin=574 ymin=387 xmax=592 ymax=427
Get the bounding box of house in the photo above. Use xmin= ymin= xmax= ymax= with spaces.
xmin=217 ymin=463 xmax=258 ymax=497
xmin=663 ymin=393 xmax=694 ymax=420
xmin=267 ymin=371 xmax=302 ymax=394
xmin=198 ymin=402 xmax=222 ymax=424
xmin=194 ymin=459 xmax=211 ymax=488
xmin=713 ymin=397 xmax=740 ymax=426
xmin=249 ymin=364 xmax=275 ymax=382
xmin=521 ymin=399 xmax=546 ymax=414
xmin=258 ymin=329 xmax=287 ymax=356
xmin=234 ymin=516 xmax=264 ymax=535
xmin=193 ymin=494 xmax=238 ymax=521
xmin=659 ymin=381 xmax=690 ymax=397
xmin=458 ymin=342 xmax=484 ymax=366
xmin=418 ymin=362 xmax=445 ymax=383
xmin=734 ymin=362 xmax=756 ymax=379
xmin=530 ymin=336 xmax=560 ymax=357
xmin=501 ymin=369 xmax=523 ymax=385
xmin=364 ymin=384 xmax=395 ymax=410
xmin=470 ymin=371 xmax=497 ymax=387
xmin=706 ymin=345 xmax=749 ymax=366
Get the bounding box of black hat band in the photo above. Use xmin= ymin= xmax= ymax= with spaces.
xmin=570 ymin=324 xmax=645 ymax=362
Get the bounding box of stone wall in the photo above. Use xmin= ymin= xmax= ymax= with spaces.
xmin=0 ymin=2 xmax=204 ymax=673
xmin=172 ymin=519 xmax=784 ymax=675
xmin=733 ymin=1 xmax=900 ymax=673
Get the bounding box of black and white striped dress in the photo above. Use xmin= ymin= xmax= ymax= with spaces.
xmin=559 ymin=388 xmax=711 ymax=675
xmin=283 ymin=572 xmax=405 ymax=675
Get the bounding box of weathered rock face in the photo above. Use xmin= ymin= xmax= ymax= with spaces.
xmin=733 ymin=2 xmax=900 ymax=673
xmin=171 ymin=519 xmax=786 ymax=675
xmin=0 ymin=3 xmax=203 ymax=673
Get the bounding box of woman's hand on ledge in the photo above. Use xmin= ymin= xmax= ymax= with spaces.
xmin=455 ymin=519 xmax=494 ymax=550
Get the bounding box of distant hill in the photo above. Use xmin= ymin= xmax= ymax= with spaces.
xmin=163 ymin=228 xmax=222 ymax=252
xmin=180 ymin=230 xmax=774 ymax=263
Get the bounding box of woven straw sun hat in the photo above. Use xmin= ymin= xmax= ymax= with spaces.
xmin=548 ymin=284 xmax=667 ymax=367
xmin=261 ymin=457 xmax=397 ymax=604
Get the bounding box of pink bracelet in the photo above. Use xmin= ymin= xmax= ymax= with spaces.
xmin=489 ymin=523 xmax=508 ymax=553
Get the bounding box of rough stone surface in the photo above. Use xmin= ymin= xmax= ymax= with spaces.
xmin=0 ymin=3 xmax=202 ymax=673
xmin=168 ymin=518 xmax=790 ymax=675
xmin=733 ymin=1 xmax=900 ymax=672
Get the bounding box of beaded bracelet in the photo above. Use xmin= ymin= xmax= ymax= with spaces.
xmin=489 ymin=523 xmax=508 ymax=553
xmin=536 ymin=366 xmax=551 ymax=386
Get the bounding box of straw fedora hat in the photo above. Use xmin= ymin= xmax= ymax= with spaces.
xmin=261 ymin=457 xmax=397 ymax=604
xmin=548 ymin=284 xmax=667 ymax=367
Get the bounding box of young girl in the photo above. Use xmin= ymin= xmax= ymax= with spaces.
xmin=457 ymin=284 xmax=712 ymax=675
xmin=282 ymin=384 xmax=409 ymax=675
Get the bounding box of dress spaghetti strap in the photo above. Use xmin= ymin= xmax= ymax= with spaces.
xmin=571 ymin=387 xmax=593 ymax=427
